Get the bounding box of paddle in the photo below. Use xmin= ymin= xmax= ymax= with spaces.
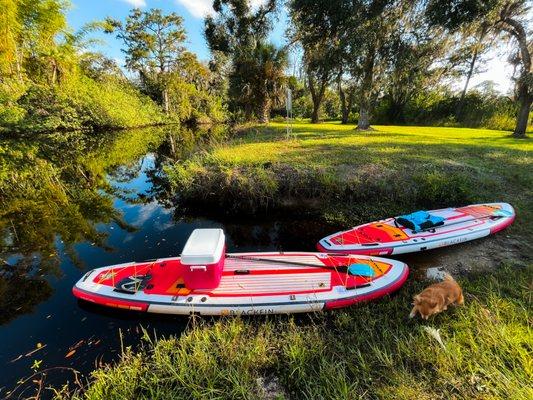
xmin=226 ymin=254 xmax=354 ymax=273
xmin=225 ymin=254 xmax=380 ymax=279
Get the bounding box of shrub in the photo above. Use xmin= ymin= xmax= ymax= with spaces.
xmin=6 ymin=76 xmax=166 ymax=133
xmin=373 ymin=89 xmax=531 ymax=132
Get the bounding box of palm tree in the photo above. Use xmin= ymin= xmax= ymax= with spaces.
xmin=232 ymin=42 xmax=288 ymax=123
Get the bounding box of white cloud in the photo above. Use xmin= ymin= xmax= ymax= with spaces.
xmin=175 ymin=0 xmax=214 ymax=18
xmin=249 ymin=0 xmax=269 ymax=10
xmin=175 ymin=0 xmax=269 ymax=19
xmin=121 ymin=0 xmax=147 ymax=8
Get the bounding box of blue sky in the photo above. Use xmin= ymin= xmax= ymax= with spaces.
xmin=67 ymin=0 xmax=514 ymax=93
xmin=67 ymin=0 xmax=287 ymax=63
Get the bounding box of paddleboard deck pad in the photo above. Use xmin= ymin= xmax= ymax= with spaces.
xmin=73 ymin=252 xmax=408 ymax=315
xmin=317 ymin=202 xmax=515 ymax=256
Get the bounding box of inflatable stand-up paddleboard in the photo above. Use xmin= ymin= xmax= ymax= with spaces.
xmin=317 ymin=202 xmax=515 ymax=256
xmin=73 ymin=229 xmax=409 ymax=316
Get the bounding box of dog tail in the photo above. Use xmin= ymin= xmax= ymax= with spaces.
xmin=443 ymin=273 xmax=455 ymax=282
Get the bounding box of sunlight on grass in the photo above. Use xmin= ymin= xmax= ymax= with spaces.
xmin=215 ymin=123 xmax=532 ymax=168
xmin=166 ymin=121 xmax=532 ymax=234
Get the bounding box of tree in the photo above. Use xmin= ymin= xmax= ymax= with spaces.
xmin=290 ymin=0 xmax=410 ymax=129
xmin=105 ymin=8 xmax=187 ymax=114
xmin=455 ymin=24 xmax=491 ymax=117
xmin=231 ymin=43 xmax=287 ymax=123
xmin=426 ymin=0 xmax=531 ymax=137
xmin=380 ymin=4 xmax=456 ymax=123
xmin=303 ymin=44 xmax=336 ymax=123
xmin=205 ymin=0 xmax=283 ymax=121
xmin=495 ymin=1 xmax=532 ymax=138
xmin=337 ymin=67 xmax=357 ymax=124
xmin=352 ymin=0 xmax=412 ymax=130
xmin=0 ymin=0 xmax=69 ymax=83
xmin=289 ymin=0 xmax=345 ymax=123
xmin=0 ymin=0 xmax=20 ymax=78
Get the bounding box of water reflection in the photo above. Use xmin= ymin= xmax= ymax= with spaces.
xmin=0 ymin=124 xmax=333 ymax=397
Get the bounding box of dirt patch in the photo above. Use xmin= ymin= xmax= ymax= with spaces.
xmin=401 ymin=234 xmax=530 ymax=280
xmin=256 ymin=375 xmax=287 ymax=400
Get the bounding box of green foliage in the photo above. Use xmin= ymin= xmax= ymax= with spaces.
xmin=0 ymin=4 xmax=225 ymax=132
xmin=205 ymin=1 xmax=281 ymax=122
xmin=4 ymin=76 xmax=164 ymax=133
xmin=64 ymin=75 xmax=165 ymax=129
xmin=0 ymin=126 xmax=171 ymax=277
xmin=426 ymin=0 xmax=500 ymax=30
xmin=374 ymin=89 xmax=530 ymax=131
xmin=105 ymin=8 xmax=186 ymax=115
xmin=229 ymin=42 xmax=288 ymax=122
xmin=68 ymin=265 xmax=532 ymax=399
xmin=166 ymin=55 xmax=227 ymax=123
xmin=106 ymin=9 xmax=186 ymax=74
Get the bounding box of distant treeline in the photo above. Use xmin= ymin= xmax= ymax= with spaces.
xmin=0 ymin=1 xmax=225 ymax=133
xmin=271 ymin=82 xmax=523 ymax=131
xmin=0 ymin=0 xmax=530 ymax=136
xmin=205 ymin=0 xmax=531 ymax=137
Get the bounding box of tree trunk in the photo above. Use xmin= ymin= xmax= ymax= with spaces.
xmin=501 ymin=17 xmax=531 ymax=138
xmin=162 ymin=88 xmax=170 ymax=115
xmin=257 ymin=97 xmax=271 ymax=123
xmin=307 ymin=71 xmax=322 ymax=124
xmin=308 ymin=73 xmax=326 ymax=124
xmin=513 ymin=87 xmax=531 ymax=138
xmin=357 ymin=45 xmax=376 ymax=130
xmin=338 ymin=73 xmax=349 ymax=124
xmin=168 ymin=133 xmax=176 ymax=156
xmin=455 ymin=47 xmax=478 ymax=119
xmin=244 ymin=102 xmax=253 ymax=121
xmin=311 ymin=97 xmax=320 ymax=123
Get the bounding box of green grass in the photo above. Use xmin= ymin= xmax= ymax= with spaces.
xmin=215 ymin=123 xmax=531 ymax=166
xmin=62 ymin=265 xmax=532 ymax=400
xmin=166 ymin=122 xmax=532 ymax=235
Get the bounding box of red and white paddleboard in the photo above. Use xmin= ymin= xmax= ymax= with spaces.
xmin=317 ymin=202 xmax=515 ymax=256
xmin=73 ymin=229 xmax=408 ymax=315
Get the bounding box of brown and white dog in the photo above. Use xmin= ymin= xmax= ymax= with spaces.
xmin=409 ymin=274 xmax=464 ymax=319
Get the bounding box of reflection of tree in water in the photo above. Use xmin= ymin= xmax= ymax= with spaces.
xmin=144 ymin=124 xmax=228 ymax=207
xmin=0 ymin=127 xmax=173 ymax=321
xmin=217 ymin=218 xmax=336 ymax=252
xmin=0 ymin=125 xmax=226 ymax=322
xmin=0 ymin=270 xmax=53 ymax=325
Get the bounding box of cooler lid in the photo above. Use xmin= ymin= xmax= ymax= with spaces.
xmin=181 ymin=229 xmax=225 ymax=265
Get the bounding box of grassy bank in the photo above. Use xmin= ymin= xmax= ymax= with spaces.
xmin=62 ymin=265 xmax=532 ymax=399
xmin=58 ymin=122 xmax=531 ymax=399
xmin=166 ymin=122 xmax=532 ymax=234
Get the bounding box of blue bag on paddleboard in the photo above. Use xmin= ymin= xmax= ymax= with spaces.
xmin=396 ymin=210 xmax=444 ymax=232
